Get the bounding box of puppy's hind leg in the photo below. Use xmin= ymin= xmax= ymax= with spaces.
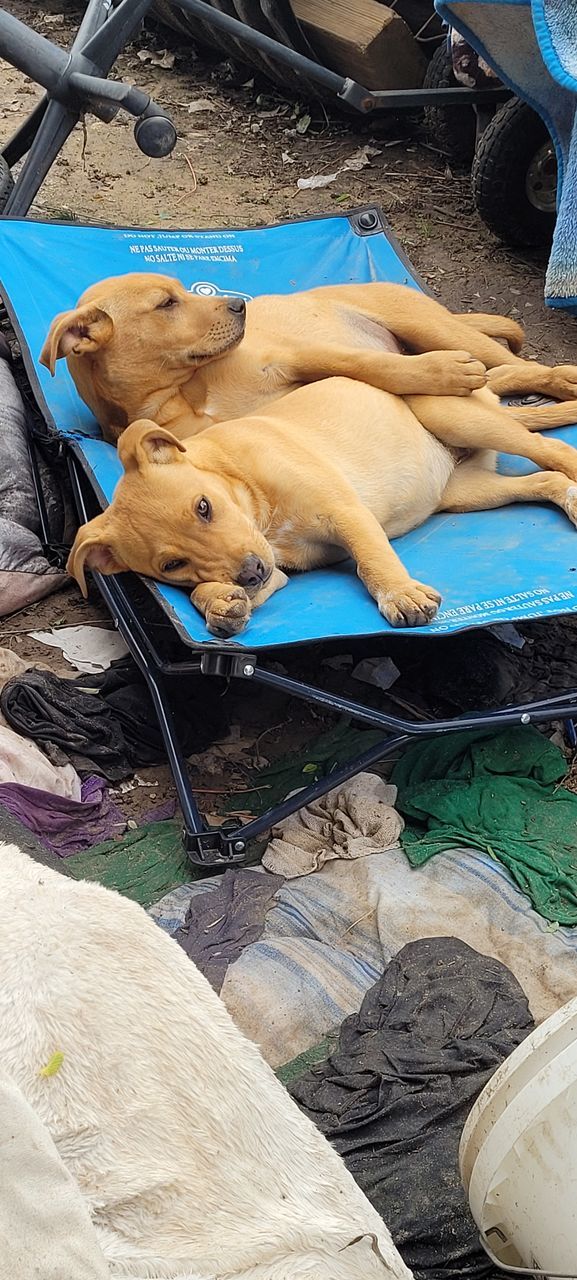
xmin=488 ymin=362 xmax=577 ymax=400
xmin=363 ymin=288 xmax=528 ymax=371
xmin=439 ymin=459 xmax=577 ymax=528
xmin=407 ymin=393 xmax=577 ymax=482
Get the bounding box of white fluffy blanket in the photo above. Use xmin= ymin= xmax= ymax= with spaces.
xmin=0 ymin=844 xmax=412 ymax=1280
xmin=0 ymin=1065 xmax=110 ymax=1279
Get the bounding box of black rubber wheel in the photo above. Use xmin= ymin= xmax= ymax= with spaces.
xmin=472 ymin=97 xmax=557 ymax=247
xmin=0 ymin=155 xmax=14 ymax=212
xmin=423 ymin=42 xmax=477 ymax=169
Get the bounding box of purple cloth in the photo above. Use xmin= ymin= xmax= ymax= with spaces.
xmin=0 ymin=775 xmax=126 ymax=855
xmin=142 ymin=797 xmax=177 ymax=824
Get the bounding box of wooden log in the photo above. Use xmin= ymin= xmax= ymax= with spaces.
xmin=291 ymin=0 xmax=427 ymax=90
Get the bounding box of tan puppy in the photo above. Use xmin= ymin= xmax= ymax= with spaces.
xmin=67 ymin=378 xmax=577 ymax=638
xmin=40 ymin=274 xmax=577 ymax=446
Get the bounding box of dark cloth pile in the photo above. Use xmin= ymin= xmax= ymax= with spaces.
xmin=0 ymin=658 xmax=228 ymax=781
xmin=400 ymin=616 xmax=577 ymax=713
xmin=325 ymin=617 xmax=577 ymax=720
xmin=0 ymin=354 xmax=65 ymax=616
xmin=290 ymin=937 xmax=533 ymax=1280
xmin=175 ymin=868 xmax=284 ymax=992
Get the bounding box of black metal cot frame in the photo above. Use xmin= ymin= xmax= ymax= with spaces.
xmin=0 ymin=0 xmax=511 ymax=219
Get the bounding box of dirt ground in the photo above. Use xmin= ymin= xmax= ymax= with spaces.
xmin=1 ymin=0 xmax=577 ymax=831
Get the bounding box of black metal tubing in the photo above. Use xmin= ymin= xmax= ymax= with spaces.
xmin=26 ymin=434 xmax=60 ymax=560
xmin=3 ymin=98 xmax=48 ymax=168
xmin=0 ymin=8 xmax=71 ymax=94
xmin=5 ymin=100 xmax=80 ymax=220
xmin=68 ymin=452 xmax=212 ymax=854
xmin=174 ymin=0 xmax=510 ymax=112
xmin=219 ymin=731 xmax=410 ymax=846
xmin=365 ymin=85 xmax=509 ymax=108
xmin=179 ymin=0 xmax=360 ymax=100
xmin=249 ymin=665 xmax=577 ymax=735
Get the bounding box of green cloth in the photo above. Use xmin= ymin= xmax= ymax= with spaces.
xmin=275 ymin=1032 xmax=339 ymax=1086
xmin=67 ymin=820 xmax=193 ymax=907
xmin=392 ymin=727 xmax=577 ymax=925
xmin=228 ymin=720 xmax=386 ymax=817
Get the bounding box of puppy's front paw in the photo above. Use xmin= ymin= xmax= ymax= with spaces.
xmin=378 ymin=579 xmax=441 ymax=628
xmin=547 ymin=365 xmax=577 ymax=401
xmin=429 ymin=350 xmax=487 ymax=396
xmin=194 ymin=585 xmax=252 ymax=637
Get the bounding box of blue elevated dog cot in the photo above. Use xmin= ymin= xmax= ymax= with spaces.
xmin=2 ymin=206 xmax=577 ymax=865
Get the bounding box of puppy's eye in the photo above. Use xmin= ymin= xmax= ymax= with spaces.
xmin=162 ymin=558 xmax=188 ymax=573
xmin=197 ymin=497 xmax=212 ymax=522
xmin=157 ymin=296 xmax=178 ymax=310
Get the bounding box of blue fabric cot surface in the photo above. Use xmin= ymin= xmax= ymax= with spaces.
xmin=1 ymin=209 xmax=577 ymax=650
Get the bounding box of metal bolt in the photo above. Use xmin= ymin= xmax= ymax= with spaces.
xmin=520 ymin=713 xmax=531 ymax=725
xmin=243 ymin=663 xmax=254 ymax=676
xmin=233 ymin=841 xmax=245 ymax=853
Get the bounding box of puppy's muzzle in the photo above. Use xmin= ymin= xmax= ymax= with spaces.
xmin=237 ymin=554 xmax=271 ymax=590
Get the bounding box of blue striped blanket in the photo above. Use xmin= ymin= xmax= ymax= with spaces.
xmin=150 ymin=846 xmax=577 ymax=1067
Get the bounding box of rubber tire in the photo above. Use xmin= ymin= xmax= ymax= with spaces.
xmin=472 ymin=97 xmax=557 ymax=248
xmin=423 ymin=42 xmax=477 ymax=169
xmin=0 ymin=155 xmax=14 ymax=212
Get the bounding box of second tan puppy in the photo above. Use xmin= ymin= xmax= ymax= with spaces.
xmin=67 ymin=378 xmax=577 ymax=638
xmin=40 ymin=274 xmax=577 ymax=445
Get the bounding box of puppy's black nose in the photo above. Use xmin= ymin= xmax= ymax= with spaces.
xmin=237 ymin=554 xmax=267 ymax=589
xmin=227 ymin=298 xmax=246 ymax=314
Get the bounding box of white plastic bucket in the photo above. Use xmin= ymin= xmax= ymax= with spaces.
xmin=460 ymin=995 xmax=577 ymax=1276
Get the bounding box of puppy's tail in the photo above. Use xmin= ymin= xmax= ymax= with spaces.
xmin=459 ymin=312 xmax=525 ymax=354
xmin=507 ymin=399 xmax=577 ymax=430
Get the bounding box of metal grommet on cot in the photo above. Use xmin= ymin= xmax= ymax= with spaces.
xmin=358 ymin=210 xmax=379 ymax=231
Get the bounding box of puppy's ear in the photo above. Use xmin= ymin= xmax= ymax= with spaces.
xmin=118 ymin=419 xmax=187 ymax=473
xmin=66 ymin=514 xmax=125 ymax=598
xmin=39 ymin=304 xmax=114 ymax=375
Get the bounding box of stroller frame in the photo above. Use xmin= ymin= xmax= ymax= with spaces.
xmin=0 ymin=0 xmax=509 ymax=220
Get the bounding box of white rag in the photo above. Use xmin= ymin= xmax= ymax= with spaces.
xmin=28 ymin=625 xmax=128 ymax=674
xmin=262 ymin=772 xmax=404 ymax=878
xmin=0 ymin=646 xmax=29 ymax=728
xmin=0 ymin=723 xmax=80 ymax=797
xmin=0 ymin=1066 xmax=111 ymax=1280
